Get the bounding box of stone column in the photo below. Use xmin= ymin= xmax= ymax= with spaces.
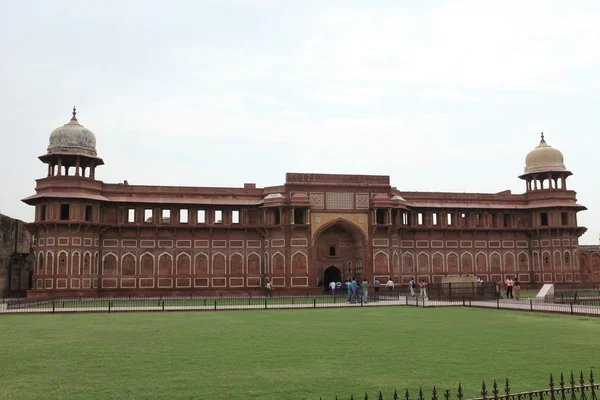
xmin=75 ymin=157 xmax=80 ymax=176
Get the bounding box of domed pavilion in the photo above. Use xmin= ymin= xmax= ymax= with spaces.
xmin=519 ymin=133 xmax=572 ymax=191
xmin=39 ymin=107 xmax=104 ymax=179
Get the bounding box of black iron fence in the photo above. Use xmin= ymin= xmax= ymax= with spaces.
xmin=554 ymin=288 xmax=600 ymax=304
xmin=322 ymin=370 xmax=598 ymax=400
xmin=427 ymin=282 xmax=498 ymax=301
xmin=1 ymin=293 xmax=405 ymax=314
xmin=4 ymin=293 xmax=600 ymax=317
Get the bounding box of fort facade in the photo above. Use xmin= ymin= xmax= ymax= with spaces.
xmin=23 ymin=109 xmax=600 ymax=298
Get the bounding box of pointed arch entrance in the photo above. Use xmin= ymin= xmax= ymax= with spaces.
xmin=313 ymin=218 xmax=367 ymax=288
xmin=323 ymin=266 xmax=342 ymax=291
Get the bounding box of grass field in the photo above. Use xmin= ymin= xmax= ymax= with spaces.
xmin=1 ymin=308 xmax=598 ymax=400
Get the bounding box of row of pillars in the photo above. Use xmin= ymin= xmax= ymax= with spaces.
xmin=527 ymin=174 xmax=567 ymax=191
xmin=47 ymin=158 xmax=96 ymax=179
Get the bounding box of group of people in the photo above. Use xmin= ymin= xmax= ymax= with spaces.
xmin=328 ymin=277 xmax=397 ymax=297
xmin=326 ymin=276 xmax=429 ymax=301
xmin=497 ymin=276 xmax=521 ymax=300
xmin=408 ymin=277 xmax=428 ymax=298
xmin=342 ymin=277 xmax=370 ymax=303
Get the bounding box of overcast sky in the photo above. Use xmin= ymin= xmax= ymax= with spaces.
xmin=0 ymin=0 xmax=598 ymax=244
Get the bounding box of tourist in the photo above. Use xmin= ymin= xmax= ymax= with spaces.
xmin=361 ymin=279 xmax=369 ymax=303
xmin=265 ymin=279 xmax=273 ymax=297
xmin=419 ymin=280 xmax=427 ymax=299
xmin=346 ymin=278 xmax=352 ymax=303
xmin=505 ymin=276 xmax=514 ymax=299
xmin=386 ymin=277 xmax=394 ymax=293
xmin=336 ymin=281 xmax=342 ymax=292
xmin=409 ymin=277 xmax=416 ymax=297
xmin=329 ymin=280 xmax=336 ymax=295
xmin=374 ymin=278 xmax=380 ymax=295
xmin=351 ymin=277 xmax=358 ymax=303
xmin=513 ymin=279 xmax=521 ymax=301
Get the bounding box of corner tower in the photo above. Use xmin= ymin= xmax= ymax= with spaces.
xmin=23 ymin=108 xmax=106 ymax=297
xmin=519 ymin=133 xmax=587 ymax=283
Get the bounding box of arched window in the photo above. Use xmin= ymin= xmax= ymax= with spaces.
xmin=329 ymin=246 xmax=336 ymax=257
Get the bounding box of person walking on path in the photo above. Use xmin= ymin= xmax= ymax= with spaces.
xmin=361 ymin=279 xmax=369 ymax=303
xmin=505 ymin=276 xmax=514 ymax=299
xmin=419 ymin=280 xmax=427 ymax=299
xmin=386 ymin=277 xmax=394 ymax=293
xmin=513 ymin=279 xmax=521 ymax=301
xmin=373 ymin=279 xmax=380 ymax=295
xmin=409 ymin=278 xmax=416 ymax=297
xmin=351 ymin=277 xmax=358 ymax=303
xmin=346 ymin=278 xmax=352 ymax=303
xmin=329 ymin=280 xmax=336 ymax=296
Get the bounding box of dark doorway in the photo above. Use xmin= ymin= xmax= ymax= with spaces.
xmin=323 ymin=266 xmax=341 ymax=292
xmin=28 ymin=270 xmax=33 ymax=289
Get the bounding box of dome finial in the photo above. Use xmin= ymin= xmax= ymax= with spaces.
xmin=71 ymin=106 xmax=77 ymax=122
xmin=540 ymin=131 xmax=545 ymax=142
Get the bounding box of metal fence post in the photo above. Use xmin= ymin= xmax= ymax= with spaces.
xmin=264 ymin=299 xmax=267 ymax=309
xmin=497 ymin=298 xmax=500 ymax=309
xmin=469 ymin=299 xmax=472 ymax=307
xmin=314 ymin=298 xmax=317 ymax=308
xmin=52 ymin=301 xmax=55 ymax=314
xmin=162 ymin=300 xmax=165 ymax=311
xmin=570 ymin=302 xmax=574 ymax=316
xmin=108 ymin=301 xmax=111 ymax=313
xmin=530 ymin=299 xmax=533 ymax=312
xmin=214 ymin=300 xmax=217 ymax=311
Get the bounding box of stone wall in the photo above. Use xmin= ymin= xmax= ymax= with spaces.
xmin=0 ymin=213 xmax=33 ymax=297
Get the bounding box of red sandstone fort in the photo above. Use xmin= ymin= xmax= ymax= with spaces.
xmin=18 ymin=108 xmax=600 ymax=298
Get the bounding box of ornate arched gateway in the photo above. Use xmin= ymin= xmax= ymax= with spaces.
xmin=313 ymin=220 xmax=367 ymax=288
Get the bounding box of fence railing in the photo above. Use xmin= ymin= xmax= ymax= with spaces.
xmin=322 ymin=370 xmax=598 ymax=400
xmin=2 ymin=293 xmax=405 ymax=314
xmin=4 ymin=294 xmax=600 ymax=317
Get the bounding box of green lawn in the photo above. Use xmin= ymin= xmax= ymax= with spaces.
xmin=1 ymin=308 xmax=598 ymax=400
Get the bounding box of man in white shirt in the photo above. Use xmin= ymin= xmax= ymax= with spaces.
xmin=386 ymin=278 xmax=394 ymax=293
xmin=329 ymin=280 xmax=336 ymax=295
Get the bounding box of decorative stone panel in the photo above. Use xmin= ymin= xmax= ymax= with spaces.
xmin=326 ymin=192 xmax=354 ymax=210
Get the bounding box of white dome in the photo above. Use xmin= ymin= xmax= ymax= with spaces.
xmin=524 ymin=133 xmax=566 ymax=174
xmin=47 ymin=108 xmax=97 ymax=157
